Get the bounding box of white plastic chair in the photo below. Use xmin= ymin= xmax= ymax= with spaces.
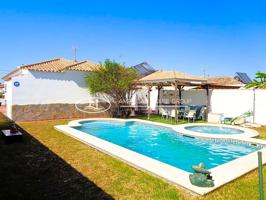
xmin=159 ymin=107 xmax=169 ymax=119
xmin=170 ymin=109 xmax=178 ymax=122
xmin=185 ymin=110 xmax=196 ymax=122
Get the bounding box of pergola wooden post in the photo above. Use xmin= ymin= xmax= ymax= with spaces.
xmin=174 ymin=82 xmax=178 ymax=123
xmin=205 ymin=84 xmax=210 ymax=121
xmin=178 ymin=85 xmax=182 ymax=105
xmin=147 ymin=86 xmax=152 ymax=120
xmin=157 ymin=85 xmax=162 ymax=114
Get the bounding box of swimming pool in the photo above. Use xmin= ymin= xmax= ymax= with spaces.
xmin=185 ymin=125 xmax=244 ymax=134
xmin=55 ymin=118 xmax=266 ymax=195
xmin=75 ymin=120 xmax=260 ymax=172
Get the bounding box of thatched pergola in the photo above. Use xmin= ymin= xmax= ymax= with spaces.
xmin=138 ymin=71 xmax=209 ymax=121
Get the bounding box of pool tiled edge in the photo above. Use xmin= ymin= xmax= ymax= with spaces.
xmin=55 ymin=118 xmax=266 ymax=195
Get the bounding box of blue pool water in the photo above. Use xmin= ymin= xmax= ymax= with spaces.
xmin=185 ymin=125 xmax=244 ymax=134
xmin=75 ymin=120 xmax=260 ymax=172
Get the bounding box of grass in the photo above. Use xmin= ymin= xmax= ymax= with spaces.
xmin=0 ymin=113 xmax=266 ymax=199
xmin=254 ymin=126 xmax=266 ymax=139
xmin=140 ymin=115 xmax=266 ymax=140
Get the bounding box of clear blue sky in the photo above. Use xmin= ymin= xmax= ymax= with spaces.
xmin=0 ymin=0 xmax=266 ymax=79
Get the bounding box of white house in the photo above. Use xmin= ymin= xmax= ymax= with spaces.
xmin=2 ymin=58 xmax=110 ymax=121
xmin=3 ymin=58 xmax=265 ymax=125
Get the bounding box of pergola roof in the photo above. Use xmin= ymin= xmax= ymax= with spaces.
xmin=139 ymin=70 xmax=207 ymax=86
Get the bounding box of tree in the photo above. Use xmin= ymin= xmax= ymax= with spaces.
xmin=86 ymin=59 xmax=139 ymax=116
xmin=245 ymin=72 xmax=266 ymax=89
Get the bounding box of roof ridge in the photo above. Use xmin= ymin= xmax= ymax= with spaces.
xmin=2 ymin=68 xmax=21 ymax=81
xmin=60 ymin=61 xmax=87 ymax=71
xmin=20 ymin=58 xmax=63 ymax=69
xmin=65 ymin=60 xmax=87 ymax=68
xmin=160 ymin=70 xmax=194 ymax=74
xmin=166 ymin=70 xmax=202 ymax=77
xmin=208 ymin=76 xmax=234 ymax=79
xmin=140 ymin=70 xmax=207 ymax=82
xmin=61 ymin=60 xmax=99 ymax=72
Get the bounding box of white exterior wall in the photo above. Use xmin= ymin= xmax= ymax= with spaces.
xmin=254 ymin=90 xmax=266 ymax=125
xmin=210 ymin=90 xmax=254 ymax=117
xmin=150 ymin=87 xmax=158 ymax=111
xmin=4 ymin=69 xmax=93 ymax=119
xmin=182 ymin=90 xmax=207 ymax=105
xmin=0 ymin=86 xmax=5 ymax=106
xmin=0 ymin=99 xmax=4 ymax=105
xmin=11 ymin=70 xmax=91 ymax=105
xmin=210 ymin=89 xmax=266 ymax=125
xmin=139 ymin=88 xmax=266 ymax=125
xmin=182 ymin=89 xmax=266 ymax=125
xmin=132 ymin=86 xmax=158 ymax=111
xmin=5 ymin=80 xmax=13 ymax=118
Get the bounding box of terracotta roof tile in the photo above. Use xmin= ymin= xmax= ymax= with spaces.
xmin=2 ymin=68 xmax=21 ymax=81
xmin=65 ymin=61 xmax=99 ymax=72
xmin=2 ymin=58 xmax=99 ymax=80
xmin=20 ymin=58 xmax=76 ymax=72
xmin=207 ymin=76 xmax=244 ymax=86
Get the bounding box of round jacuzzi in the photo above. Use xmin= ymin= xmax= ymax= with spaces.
xmin=184 ymin=125 xmax=244 ymax=135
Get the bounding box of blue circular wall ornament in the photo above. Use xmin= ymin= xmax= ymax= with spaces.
xmin=14 ymin=81 xmax=20 ymax=87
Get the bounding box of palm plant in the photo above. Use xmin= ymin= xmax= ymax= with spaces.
xmin=245 ymin=72 xmax=266 ymax=89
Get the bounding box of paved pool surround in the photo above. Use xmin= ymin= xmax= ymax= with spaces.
xmin=175 ymin=123 xmax=259 ymax=139
xmin=55 ymin=118 xmax=266 ymax=195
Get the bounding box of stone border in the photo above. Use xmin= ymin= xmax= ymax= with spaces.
xmin=11 ymin=104 xmax=111 ymax=121
xmin=55 ymin=118 xmax=266 ymax=195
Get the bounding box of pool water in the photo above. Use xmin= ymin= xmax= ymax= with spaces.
xmin=185 ymin=125 xmax=244 ymax=134
xmin=75 ymin=121 xmax=260 ymax=172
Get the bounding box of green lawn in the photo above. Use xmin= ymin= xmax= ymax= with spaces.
xmin=254 ymin=126 xmax=266 ymax=140
xmin=138 ymin=114 xmax=266 ymax=140
xmin=0 ymin=114 xmax=265 ymax=200
xmin=135 ymin=114 xmax=206 ymax=125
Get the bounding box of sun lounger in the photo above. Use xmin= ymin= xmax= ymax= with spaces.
xmin=224 ymin=111 xmax=253 ymax=125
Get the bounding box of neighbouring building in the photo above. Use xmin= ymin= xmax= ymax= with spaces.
xmin=0 ymin=83 xmax=4 ymax=93
xmin=206 ymin=76 xmax=246 ymax=89
xmin=2 ymin=58 xmax=110 ymax=121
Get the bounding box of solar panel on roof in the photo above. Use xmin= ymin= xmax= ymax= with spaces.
xmin=235 ymin=72 xmax=252 ymax=84
xmin=135 ymin=65 xmax=148 ymax=73
xmin=132 ymin=62 xmax=156 ymax=76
